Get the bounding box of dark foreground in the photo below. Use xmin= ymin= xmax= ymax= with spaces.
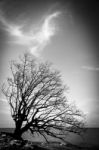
xmin=0 ymin=132 xmax=99 ymax=150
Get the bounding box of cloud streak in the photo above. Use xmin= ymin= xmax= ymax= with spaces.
xmin=0 ymin=10 xmax=61 ymax=57
xmin=82 ymin=66 xmax=99 ymax=71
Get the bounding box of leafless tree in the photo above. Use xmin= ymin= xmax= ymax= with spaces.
xmin=2 ymin=53 xmax=85 ymax=141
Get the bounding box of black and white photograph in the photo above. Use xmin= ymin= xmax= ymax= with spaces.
xmin=0 ymin=0 xmax=99 ymax=149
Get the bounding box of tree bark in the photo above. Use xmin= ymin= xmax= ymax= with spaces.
xmin=13 ymin=128 xmax=23 ymax=140
xmin=13 ymin=120 xmax=23 ymax=140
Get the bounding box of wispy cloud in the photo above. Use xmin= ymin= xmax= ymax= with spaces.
xmin=0 ymin=98 xmax=7 ymax=102
xmin=82 ymin=66 xmax=99 ymax=71
xmin=0 ymin=10 xmax=61 ymax=57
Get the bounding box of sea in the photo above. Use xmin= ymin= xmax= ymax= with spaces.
xmin=0 ymin=128 xmax=99 ymax=146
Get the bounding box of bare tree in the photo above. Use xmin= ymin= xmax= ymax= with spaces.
xmin=2 ymin=53 xmax=85 ymax=141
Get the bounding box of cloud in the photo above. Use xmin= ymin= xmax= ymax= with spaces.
xmin=82 ymin=66 xmax=99 ymax=71
xmin=0 ymin=10 xmax=61 ymax=57
xmin=0 ymin=98 xmax=7 ymax=102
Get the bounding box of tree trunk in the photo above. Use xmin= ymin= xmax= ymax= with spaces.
xmin=13 ymin=120 xmax=31 ymax=140
xmin=13 ymin=128 xmax=23 ymax=140
xmin=13 ymin=121 xmax=23 ymax=140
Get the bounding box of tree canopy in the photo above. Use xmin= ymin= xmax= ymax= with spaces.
xmin=2 ymin=53 xmax=85 ymax=142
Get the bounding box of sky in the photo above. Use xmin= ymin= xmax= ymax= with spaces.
xmin=0 ymin=0 xmax=99 ymax=128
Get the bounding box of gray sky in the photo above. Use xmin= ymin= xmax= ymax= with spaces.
xmin=0 ymin=0 xmax=99 ymax=127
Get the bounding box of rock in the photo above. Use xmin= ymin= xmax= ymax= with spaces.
xmin=22 ymin=143 xmax=34 ymax=150
xmin=9 ymin=139 xmax=22 ymax=146
xmin=1 ymin=134 xmax=6 ymax=138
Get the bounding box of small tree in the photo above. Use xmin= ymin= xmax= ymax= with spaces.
xmin=2 ymin=53 xmax=85 ymax=141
